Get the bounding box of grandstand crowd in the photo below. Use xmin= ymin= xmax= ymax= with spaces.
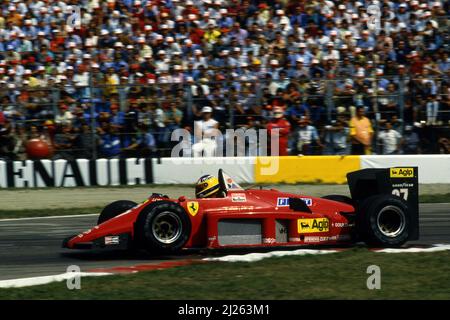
xmin=0 ymin=0 xmax=449 ymax=160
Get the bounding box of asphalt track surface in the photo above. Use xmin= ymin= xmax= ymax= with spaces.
xmin=0 ymin=203 xmax=449 ymax=281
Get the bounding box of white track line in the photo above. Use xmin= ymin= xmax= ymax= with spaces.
xmin=203 ymin=249 xmax=338 ymax=263
xmin=375 ymin=244 xmax=450 ymax=253
xmin=0 ymin=272 xmax=112 ymax=289
xmin=0 ymin=213 xmax=99 ymax=222
xmin=204 ymin=244 xmax=450 ymax=263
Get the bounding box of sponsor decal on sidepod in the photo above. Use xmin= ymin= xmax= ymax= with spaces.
xmin=304 ymin=234 xmax=351 ymax=243
xmin=231 ymin=193 xmax=247 ymax=202
xmin=277 ymin=197 xmax=313 ymax=207
xmin=297 ymin=218 xmax=329 ymax=233
xmin=104 ymin=236 xmax=120 ymax=245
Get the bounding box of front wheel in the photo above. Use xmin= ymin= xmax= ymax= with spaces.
xmin=357 ymin=194 xmax=410 ymax=247
xmin=135 ymin=201 xmax=191 ymax=254
xmin=98 ymin=200 xmax=137 ymax=225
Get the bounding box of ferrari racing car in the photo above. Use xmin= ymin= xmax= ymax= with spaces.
xmin=63 ymin=167 xmax=419 ymax=252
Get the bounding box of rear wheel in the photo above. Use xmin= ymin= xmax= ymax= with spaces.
xmin=135 ymin=201 xmax=191 ymax=254
xmin=98 ymin=200 xmax=137 ymax=225
xmin=357 ymin=194 xmax=410 ymax=247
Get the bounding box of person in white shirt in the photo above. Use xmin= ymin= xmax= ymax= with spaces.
xmin=192 ymin=106 xmax=219 ymax=157
xmin=54 ymin=104 xmax=74 ymax=126
xmin=426 ymin=94 xmax=440 ymax=125
xmin=377 ymin=121 xmax=402 ymax=154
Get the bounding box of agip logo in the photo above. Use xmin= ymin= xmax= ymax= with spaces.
xmin=390 ymin=168 xmax=414 ymax=178
xmin=297 ymin=218 xmax=329 ymax=234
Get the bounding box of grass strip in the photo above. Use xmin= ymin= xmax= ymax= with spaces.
xmin=0 ymin=248 xmax=449 ymax=299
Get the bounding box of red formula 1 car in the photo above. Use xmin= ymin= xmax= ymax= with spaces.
xmin=63 ymin=168 xmax=419 ymax=252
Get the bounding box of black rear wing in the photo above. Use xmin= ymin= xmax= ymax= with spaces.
xmin=347 ymin=167 xmax=419 ymax=241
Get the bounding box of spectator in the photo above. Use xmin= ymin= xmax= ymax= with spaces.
xmin=266 ymin=106 xmax=291 ymax=156
xmin=53 ymin=123 xmax=75 ymax=160
xmin=104 ymin=67 xmax=119 ymax=96
xmin=438 ymin=137 xmax=450 ymax=154
xmin=75 ymin=123 xmax=97 ymax=159
xmin=122 ymin=123 xmax=156 ymax=158
xmin=0 ymin=105 xmax=6 ymax=125
xmin=11 ymin=124 xmax=28 ymax=160
xmin=109 ymin=104 xmax=125 ymax=131
xmin=0 ymin=121 xmax=16 ymax=160
xmin=54 ymin=104 xmax=73 ymax=125
xmin=401 ymin=125 xmax=421 ymax=154
xmin=208 ymin=86 xmax=227 ymax=124
xmin=98 ymin=123 xmax=121 ymax=159
xmin=161 ymin=102 xmax=183 ymax=150
xmin=295 ymin=116 xmax=322 ymax=155
xmin=323 ymin=116 xmax=350 ymax=155
xmin=377 ymin=121 xmax=402 ymax=155
xmin=136 ymin=123 xmax=157 ymax=158
xmin=350 ymin=106 xmax=374 ymax=155
xmin=286 ymin=97 xmax=309 ymax=124
xmin=426 ymin=94 xmax=440 ymax=125
xmin=192 ymin=106 xmax=219 ymax=157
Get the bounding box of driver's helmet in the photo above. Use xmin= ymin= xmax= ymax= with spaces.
xmin=195 ymin=174 xmax=220 ymax=198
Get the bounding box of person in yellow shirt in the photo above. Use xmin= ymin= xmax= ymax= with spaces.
xmin=0 ymin=14 xmax=5 ymax=30
xmin=349 ymin=106 xmax=374 ymax=155
xmin=203 ymin=24 xmax=221 ymax=44
xmin=23 ymin=70 xmax=40 ymax=87
xmin=6 ymin=8 xmax=22 ymax=27
xmin=104 ymin=67 xmax=119 ymax=96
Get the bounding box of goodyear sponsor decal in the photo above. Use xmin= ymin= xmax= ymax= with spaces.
xmin=187 ymin=201 xmax=199 ymax=216
xmin=390 ymin=167 xmax=414 ymax=178
xmin=392 ymin=182 xmax=414 ymax=188
xmin=297 ymin=218 xmax=329 ymax=233
xmin=277 ymin=197 xmax=313 ymax=207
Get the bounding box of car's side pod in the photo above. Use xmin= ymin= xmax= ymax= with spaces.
xmin=346 ymin=167 xmax=419 ymax=241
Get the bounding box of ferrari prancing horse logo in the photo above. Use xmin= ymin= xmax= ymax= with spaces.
xmin=187 ymin=201 xmax=199 ymax=216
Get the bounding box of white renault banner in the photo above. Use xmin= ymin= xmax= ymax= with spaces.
xmin=360 ymin=155 xmax=450 ymax=184
xmin=1 ymin=155 xmax=449 ymax=187
xmin=0 ymin=158 xmax=154 ymax=188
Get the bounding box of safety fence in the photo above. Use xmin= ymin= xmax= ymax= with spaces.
xmin=1 ymin=74 xmax=449 ymax=160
